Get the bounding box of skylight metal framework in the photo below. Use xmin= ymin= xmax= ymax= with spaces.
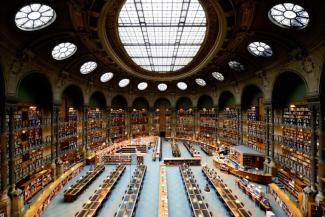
xmin=118 ymin=0 xmax=206 ymax=72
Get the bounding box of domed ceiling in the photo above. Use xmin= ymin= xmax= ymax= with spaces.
xmin=1 ymin=0 xmax=325 ymax=93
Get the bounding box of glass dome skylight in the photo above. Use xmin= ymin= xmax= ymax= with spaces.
xmin=118 ymin=0 xmax=207 ymax=73
xmin=247 ymin=42 xmax=273 ymax=57
xmin=177 ymin=82 xmax=187 ymax=90
xmin=100 ymin=72 xmax=114 ymax=82
xmin=52 ymin=42 xmax=77 ymax=60
xmin=80 ymin=61 xmax=97 ymax=74
xmin=195 ymin=78 xmax=206 ymax=86
xmin=119 ymin=78 xmax=130 ymax=87
xmin=137 ymin=82 xmax=148 ymax=90
xmin=158 ymin=83 xmax=167 ymax=91
xmin=15 ymin=4 xmax=56 ymax=31
xmin=212 ymin=72 xmax=224 ymax=81
xmin=269 ymin=3 xmax=309 ymax=29
xmin=228 ymin=61 xmax=244 ymax=72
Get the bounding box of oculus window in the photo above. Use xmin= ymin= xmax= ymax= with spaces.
xmin=269 ymin=3 xmax=309 ymax=29
xmin=15 ymin=4 xmax=56 ymax=31
xmin=118 ymin=0 xmax=206 ymax=72
xmin=177 ymin=82 xmax=187 ymax=90
xmin=119 ymin=79 xmax=130 ymax=87
xmin=212 ymin=72 xmax=224 ymax=81
xmin=52 ymin=42 xmax=77 ymax=60
xmin=228 ymin=61 xmax=244 ymax=72
xmin=247 ymin=42 xmax=273 ymax=57
xmin=100 ymin=72 xmax=114 ymax=82
xmin=80 ymin=61 xmax=97 ymax=74
xmin=137 ymin=82 xmax=148 ymax=90
xmin=195 ymin=78 xmax=206 ymax=86
xmin=158 ymin=83 xmax=167 ymax=91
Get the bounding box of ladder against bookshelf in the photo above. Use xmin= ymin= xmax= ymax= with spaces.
xmin=176 ymin=108 xmax=194 ymax=140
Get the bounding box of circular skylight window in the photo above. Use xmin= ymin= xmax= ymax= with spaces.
xmin=228 ymin=61 xmax=244 ymax=72
xmin=158 ymin=83 xmax=167 ymax=92
xmin=100 ymin=72 xmax=114 ymax=83
xmin=118 ymin=0 xmax=206 ymax=72
xmin=138 ymin=82 xmax=148 ymax=90
xmin=51 ymin=42 xmax=77 ymax=60
xmin=15 ymin=4 xmax=56 ymax=31
xmin=247 ymin=42 xmax=273 ymax=57
xmin=119 ymin=79 xmax=130 ymax=88
xmin=80 ymin=61 xmax=97 ymax=74
xmin=212 ymin=72 xmax=224 ymax=81
xmin=177 ymin=82 xmax=187 ymax=90
xmin=269 ymin=3 xmax=309 ymax=29
xmin=195 ymin=78 xmax=206 ymax=86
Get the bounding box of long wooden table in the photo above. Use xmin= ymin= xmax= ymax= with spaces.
xmin=183 ymin=141 xmax=201 ymax=157
xmin=64 ymin=165 xmax=105 ymax=202
xmin=115 ymin=165 xmax=147 ymax=217
xmin=158 ymin=164 xmax=169 ymax=217
xmin=24 ymin=163 xmax=84 ymax=217
xmin=164 ymin=157 xmax=201 ymax=166
xmin=180 ymin=165 xmax=212 ymax=217
xmin=202 ymin=166 xmax=252 ymax=217
xmin=75 ymin=165 xmax=126 ymax=217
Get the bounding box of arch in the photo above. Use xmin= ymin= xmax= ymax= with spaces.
xmin=219 ymin=91 xmax=235 ymax=110
xmin=272 ymin=71 xmax=307 ymax=108
xmin=197 ymin=94 xmax=214 ymax=109
xmin=89 ymin=91 xmax=107 ymax=109
xmin=111 ymin=95 xmax=128 ymax=109
xmin=62 ymin=85 xmax=84 ymax=109
xmin=132 ymin=97 xmax=149 ymax=110
xmin=241 ymin=84 xmax=264 ymax=110
xmin=17 ymin=72 xmax=53 ymax=110
xmin=176 ymin=97 xmax=193 ymax=110
xmin=154 ymin=97 xmax=171 ymax=109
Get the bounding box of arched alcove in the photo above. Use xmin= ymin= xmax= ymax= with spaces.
xmin=62 ymin=85 xmax=84 ymax=109
xmin=197 ymin=95 xmax=214 ymax=109
xmin=218 ymin=91 xmax=235 ymax=110
xmin=18 ymin=72 xmax=53 ymax=110
xmin=154 ymin=97 xmax=171 ymax=109
xmin=176 ymin=97 xmax=193 ymax=110
xmin=132 ymin=97 xmax=149 ymax=110
xmin=111 ymin=95 xmax=128 ymax=109
xmin=241 ymin=84 xmax=263 ymax=110
xmin=272 ymin=72 xmax=307 ymax=108
xmin=89 ymin=91 xmax=106 ymax=109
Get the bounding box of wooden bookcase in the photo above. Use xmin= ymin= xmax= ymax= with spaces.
xmin=198 ymin=108 xmax=217 ymax=145
xmin=108 ymin=109 xmax=127 ymax=143
xmin=87 ymin=108 xmax=107 ymax=151
xmin=176 ymin=108 xmax=194 ymax=140
xmin=131 ymin=109 xmax=148 ymax=138
xmin=218 ymin=108 xmax=239 ymax=147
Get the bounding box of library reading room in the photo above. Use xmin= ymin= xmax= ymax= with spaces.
xmin=0 ymin=0 xmax=325 ymax=217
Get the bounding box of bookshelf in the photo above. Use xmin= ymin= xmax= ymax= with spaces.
xmin=176 ymin=108 xmax=194 ymax=140
xmin=108 ymin=109 xmax=127 ymax=143
xmin=131 ymin=109 xmax=148 ymax=138
xmin=218 ymin=108 xmax=239 ymax=147
xmin=12 ymin=106 xmax=52 ymax=183
xmin=165 ymin=109 xmax=172 ymax=137
xmin=198 ymin=108 xmax=217 ymax=145
xmin=274 ymin=104 xmax=312 ymax=182
xmin=246 ymin=106 xmax=265 ymax=152
xmin=87 ymin=108 xmax=107 ymax=151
